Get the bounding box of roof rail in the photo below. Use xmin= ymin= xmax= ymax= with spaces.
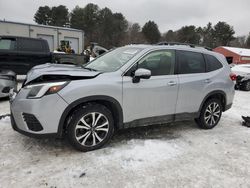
xmin=157 ymin=42 xmax=212 ymax=51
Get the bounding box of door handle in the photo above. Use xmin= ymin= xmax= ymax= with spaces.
xmin=168 ymin=81 xmax=177 ymax=86
xmin=204 ymin=79 xmax=212 ymax=83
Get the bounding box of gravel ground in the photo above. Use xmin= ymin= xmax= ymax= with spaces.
xmin=0 ymin=90 xmax=250 ymax=188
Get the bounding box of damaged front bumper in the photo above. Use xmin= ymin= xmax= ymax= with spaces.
xmin=10 ymin=88 xmax=68 ymax=138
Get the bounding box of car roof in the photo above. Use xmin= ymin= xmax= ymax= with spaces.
xmin=0 ymin=35 xmax=47 ymax=42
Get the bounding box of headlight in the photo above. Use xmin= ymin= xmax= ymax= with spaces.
xmin=24 ymin=81 xmax=68 ymax=99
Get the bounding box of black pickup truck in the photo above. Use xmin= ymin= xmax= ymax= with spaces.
xmin=0 ymin=36 xmax=85 ymax=75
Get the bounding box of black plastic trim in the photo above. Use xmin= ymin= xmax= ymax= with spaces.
xmin=11 ymin=113 xmax=57 ymax=138
xmin=198 ymin=90 xmax=227 ymax=114
xmin=124 ymin=112 xmax=198 ymax=128
xmin=57 ymin=95 xmax=123 ymax=137
xmin=225 ymin=103 xmax=233 ymax=111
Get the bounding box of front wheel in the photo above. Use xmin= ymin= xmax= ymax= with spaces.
xmin=196 ymin=99 xmax=222 ymax=129
xmin=67 ymin=103 xmax=114 ymax=152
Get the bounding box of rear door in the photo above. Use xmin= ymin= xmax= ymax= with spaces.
xmin=175 ymin=50 xmax=210 ymax=114
xmin=122 ymin=49 xmax=178 ymax=124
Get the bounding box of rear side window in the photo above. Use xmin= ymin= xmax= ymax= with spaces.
xmin=0 ymin=38 xmax=16 ymax=50
xmin=17 ymin=38 xmax=45 ymax=52
xmin=205 ymin=54 xmax=223 ymax=72
xmin=177 ymin=51 xmax=205 ymax=74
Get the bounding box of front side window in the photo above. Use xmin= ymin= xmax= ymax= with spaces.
xmin=85 ymin=47 xmax=142 ymax=72
xmin=135 ymin=50 xmax=175 ymax=76
xmin=0 ymin=38 xmax=15 ymax=50
xmin=177 ymin=51 xmax=206 ymax=74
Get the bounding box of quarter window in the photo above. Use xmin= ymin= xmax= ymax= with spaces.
xmin=177 ymin=51 xmax=206 ymax=74
xmin=136 ymin=50 xmax=175 ymax=76
xmin=205 ymin=54 xmax=223 ymax=72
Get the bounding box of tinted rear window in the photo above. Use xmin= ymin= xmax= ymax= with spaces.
xmin=17 ymin=38 xmax=46 ymax=52
xmin=177 ymin=50 xmax=206 ymax=74
xmin=205 ymin=54 xmax=223 ymax=72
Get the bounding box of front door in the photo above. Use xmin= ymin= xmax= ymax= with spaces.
xmin=122 ymin=49 xmax=178 ymax=124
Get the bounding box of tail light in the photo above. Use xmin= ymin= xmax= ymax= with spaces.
xmin=230 ymin=73 xmax=237 ymax=81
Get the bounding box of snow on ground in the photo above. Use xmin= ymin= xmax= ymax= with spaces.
xmin=0 ymin=91 xmax=250 ymax=188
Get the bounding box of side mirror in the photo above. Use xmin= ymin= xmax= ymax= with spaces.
xmin=133 ymin=68 xmax=151 ymax=83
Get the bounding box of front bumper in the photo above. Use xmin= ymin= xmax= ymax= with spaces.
xmin=10 ymin=88 xmax=68 ymax=137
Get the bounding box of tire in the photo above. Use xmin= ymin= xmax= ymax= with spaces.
xmin=67 ymin=103 xmax=114 ymax=152
xmin=240 ymin=81 xmax=250 ymax=91
xmin=196 ymin=98 xmax=222 ymax=129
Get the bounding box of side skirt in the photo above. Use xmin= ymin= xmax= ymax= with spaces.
xmin=123 ymin=112 xmax=199 ymax=129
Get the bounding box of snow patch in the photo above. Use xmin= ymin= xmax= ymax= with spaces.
xmin=0 ymin=116 xmax=10 ymax=123
xmin=98 ymin=139 xmax=181 ymax=169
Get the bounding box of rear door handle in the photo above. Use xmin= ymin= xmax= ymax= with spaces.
xmin=204 ymin=79 xmax=212 ymax=83
xmin=168 ymin=81 xmax=177 ymax=86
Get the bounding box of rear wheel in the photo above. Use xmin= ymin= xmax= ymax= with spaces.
xmin=67 ymin=103 xmax=114 ymax=152
xmin=196 ymin=98 xmax=222 ymax=129
xmin=240 ymin=81 xmax=250 ymax=91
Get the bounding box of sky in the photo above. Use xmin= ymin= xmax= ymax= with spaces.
xmin=0 ymin=0 xmax=249 ymax=36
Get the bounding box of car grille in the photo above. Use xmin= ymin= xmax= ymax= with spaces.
xmin=22 ymin=113 xmax=43 ymax=132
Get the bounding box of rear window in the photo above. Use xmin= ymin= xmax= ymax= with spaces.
xmin=177 ymin=50 xmax=206 ymax=74
xmin=205 ymin=54 xmax=223 ymax=72
xmin=0 ymin=38 xmax=16 ymax=50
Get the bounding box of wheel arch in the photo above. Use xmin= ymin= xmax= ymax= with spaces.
xmin=57 ymin=95 xmax=123 ymax=137
xmin=198 ymin=90 xmax=227 ymax=115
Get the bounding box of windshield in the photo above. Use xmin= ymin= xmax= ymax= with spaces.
xmin=85 ymin=47 xmax=142 ymax=72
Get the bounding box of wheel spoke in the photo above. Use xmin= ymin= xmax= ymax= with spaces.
xmin=206 ymin=109 xmax=211 ymax=114
xmin=95 ymin=121 xmax=108 ymax=129
xmin=91 ymin=113 xmax=96 ymax=126
xmin=205 ymin=116 xmax=211 ymax=123
xmin=213 ymin=104 xmax=219 ymax=112
xmin=80 ymin=118 xmax=91 ymax=128
xmin=81 ymin=132 xmax=91 ymax=145
xmin=209 ymin=116 xmax=213 ymax=125
xmin=92 ymin=133 xmax=96 ymax=146
xmin=76 ymin=125 xmax=90 ymax=130
xmin=95 ymin=128 xmax=109 ymax=132
xmin=211 ymin=116 xmax=215 ymax=124
xmin=213 ymin=113 xmax=220 ymax=117
xmin=76 ymin=131 xmax=90 ymax=141
xmin=94 ymin=113 xmax=103 ymax=127
xmin=208 ymin=105 xmax=212 ymax=113
xmin=94 ymin=132 xmax=103 ymax=142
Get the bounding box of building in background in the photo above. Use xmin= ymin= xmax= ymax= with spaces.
xmin=0 ymin=20 xmax=84 ymax=54
xmin=214 ymin=46 xmax=250 ymax=64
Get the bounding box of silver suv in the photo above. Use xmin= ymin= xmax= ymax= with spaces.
xmin=10 ymin=44 xmax=235 ymax=151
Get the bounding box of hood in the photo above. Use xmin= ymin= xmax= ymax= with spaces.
xmin=25 ymin=63 xmax=101 ymax=85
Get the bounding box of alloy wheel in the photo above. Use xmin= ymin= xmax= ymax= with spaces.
xmin=204 ymin=102 xmax=221 ymax=126
xmin=75 ymin=112 xmax=109 ymax=147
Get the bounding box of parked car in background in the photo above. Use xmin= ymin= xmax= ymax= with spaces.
xmin=231 ymin=64 xmax=250 ymax=91
xmin=9 ymin=44 xmax=235 ymax=151
xmin=0 ymin=36 xmax=86 ymax=75
xmin=0 ymin=69 xmax=16 ymax=98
